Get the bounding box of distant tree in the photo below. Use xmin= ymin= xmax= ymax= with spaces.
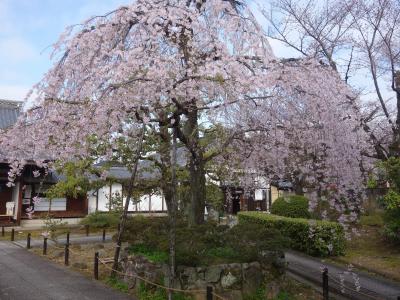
xmin=265 ymin=0 xmax=400 ymax=160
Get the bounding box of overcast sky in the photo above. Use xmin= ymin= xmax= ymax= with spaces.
xmin=0 ymin=0 xmax=296 ymax=101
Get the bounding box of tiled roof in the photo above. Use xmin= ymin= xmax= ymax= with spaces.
xmin=0 ymin=99 xmax=22 ymax=130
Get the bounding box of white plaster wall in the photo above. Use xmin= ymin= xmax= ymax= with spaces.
xmin=88 ymin=191 xmax=97 ymax=214
xmin=87 ymin=184 xmax=167 ymax=213
xmin=98 ymin=185 xmax=110 ymax=211
xmin=149 ymin=194 xmax=166 ymax=211
xmin=11 ymin=182 xmax=19 ymax=218
xmin=136 ymin=194 xmax=149 ymax=211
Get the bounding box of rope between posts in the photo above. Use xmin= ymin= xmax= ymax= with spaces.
xmin=288 ymin=262 xmax=388 ymax=300
xmin=46 ymin=240 xmax=81 ymax=256
xmin=97 ymin=257 xmax=227 ymax=299
xmin=329 ymin=275 xmax=383 ymax=300
xmin=212 ymin=292 xmax=226 ymax=300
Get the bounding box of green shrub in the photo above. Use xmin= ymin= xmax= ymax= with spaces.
xmin=128 ymin=244 xmax=169 ymax=263
xmin=376 ymin=157 xmax=400 ymax=243
xmin=238 ymin=212 xmax=345 ymax=257
xmin=122 ymin=216 xmax=288 ymax=267
xmin=80 ymin=212 xmax=120 ymax=228
xmin=383 ymin=209 xmax=400 ymax=243
xmin=105 ymin=277 xmax=129 ymax=293
xmin=271 ymin=195 xmax=311 ymax=219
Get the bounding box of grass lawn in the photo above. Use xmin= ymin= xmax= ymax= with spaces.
xmin=329 ymin=213 xmax=400 ymax=282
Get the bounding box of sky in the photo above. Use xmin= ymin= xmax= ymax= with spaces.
xmin=0 ymin=0 xmax=299 ymax=102
xmin=0 ymin=0 xmax=132 ymax=101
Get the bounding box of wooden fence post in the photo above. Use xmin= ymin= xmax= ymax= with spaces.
xmin=64 ymin=243 xmax=69 ymax=266
xmin=27 ymin=233 xmax=31 ymax=249
xmin=102 ymin=229 xmax=106 ymax=242
xmin=85 ymin=225 xmax=89 ymax=236
xmin=66 ymin=232 xmax=70 ymax=245
xmin=11 ymin=228 xmax=14 ymax=241
xmin=322 ymin=267 xmax=329 ymax=300
xmin=206 ymin=286 xmax=213 ymax=300
xmin=94 ymin=252 xmax=99 ymax=280
xmin=1 ymin=226 xmax=4 ymax=237
xmin=43 ymin=238 xmax=47 ymax=255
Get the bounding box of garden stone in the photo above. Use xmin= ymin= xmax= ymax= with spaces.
xmin=205 ymin=266 xmax=222 ymax=283
xmin=221 ymin=272 xmax=238 ymax=289
xmin=223 ymin=263 xmax=242 ymax=289
xmin=242 ymin=263 xmax=262 ymax=294
xmin=188 ymin=279 xmax=207 ymax=291
xmin=178 ymin=267 xmax=197 ymax=288
xmin=196 ymin=267 xmax=205 ymax=280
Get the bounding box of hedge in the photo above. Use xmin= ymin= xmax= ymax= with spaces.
xmin=271 ymin=195 xmax=311 ymax=219
xmin=238 ymin=212 xmax=345 ymax=257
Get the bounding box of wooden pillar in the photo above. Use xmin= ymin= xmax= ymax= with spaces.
xmin=322 ymin=267 xmax=329 ymax=300
xmin=16 ymin=182 xmax=23 ymax=225
xmin=94 ymin=252 xmax=99 ymax=280
xmin=83 ymin=195 xmax=89 ymax=215
xmin=109 ymin=184 xmax=112 ymax=212
xmin=95 ymin=189 xmax=99 ymax=212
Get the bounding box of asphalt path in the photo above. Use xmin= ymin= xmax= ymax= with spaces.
xmin=0 ymin=240 xmax=134 ymax=300
xmin=286 ymin=251 xmax=400 ymax=300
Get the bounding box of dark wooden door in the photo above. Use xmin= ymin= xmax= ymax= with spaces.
xmin=0 ymin=183 xmax=12 ymax=215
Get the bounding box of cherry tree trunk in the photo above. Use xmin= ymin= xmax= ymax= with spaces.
xmin=188 ymin=158 xmax=206 ymax=225
xmin=184 ymin=108 xmax=206 ymax=226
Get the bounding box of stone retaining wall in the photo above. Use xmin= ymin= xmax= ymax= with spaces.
xmin=120 ymin=249 xmax=285 ymax=299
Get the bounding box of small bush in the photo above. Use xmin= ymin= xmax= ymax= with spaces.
xmin=42 ymin=215 xmax=68 ymax=240
xmin=80 ymin=212 xmax=120 ymax=228
xmin=271 ymin=195 xmax=311 ymax=219
xmin=105 ymin=277 xmax=129 ymax=293
xmin=238 ymin=212 xmax=345 ymax=257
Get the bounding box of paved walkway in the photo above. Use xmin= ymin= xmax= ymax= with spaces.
xmin=0 ymin=240 xmax=134 ymax=300
xmin=286 ymin=251 xmax=400 ymax=300
xmin=13 ymin=234 xmax=113 ymax=248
